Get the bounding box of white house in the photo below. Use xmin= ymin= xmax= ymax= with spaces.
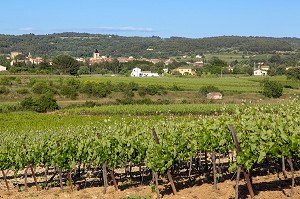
xmin=131 ymin=67 xmax=142 ymax=77
xmin=142 ymin=71 xmax=159 ymax=77
xmin=162 ymin=68 xmax=169 ymax=73
xmin=0 ymin=65 xmax=7 ymax=72
xmin=254 ymin=69 xmax=268 ymax=76
xmin=131 ymin=68 xmax=160 ymax=77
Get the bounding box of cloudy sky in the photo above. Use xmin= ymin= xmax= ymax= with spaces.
xmin=1 ymin=0 xmax=300 ymax=38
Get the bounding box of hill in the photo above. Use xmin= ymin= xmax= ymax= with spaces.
xmin=0 ymin=33 xmax=299 ymax=58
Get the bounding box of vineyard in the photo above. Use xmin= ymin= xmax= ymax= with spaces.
xmin=0 ymin=100 xmax=300 ymax=198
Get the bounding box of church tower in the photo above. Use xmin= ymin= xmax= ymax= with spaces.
xmin=93 ymin=49 xmax=100 ymax=59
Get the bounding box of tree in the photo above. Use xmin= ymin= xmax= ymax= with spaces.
xmin=52 ymin=55 xmax=79 ymax=75
xmin=262 ymin=79 xmax=283 ymax=98
xmin=286 ymin=67 xmax=300 ymax=81
xmin=204 ymin=57 xmax=227 ymax=74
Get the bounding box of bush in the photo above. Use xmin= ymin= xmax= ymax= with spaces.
xmin=0 ymin=86 xmax=9 ymax=94
xmin=262 ymin=79 xmax=283 ymax=98
xmin=20 ymin=95 xmax=60 ymax=113
xmin=170 ymin=83 xmax=184 ymax=91
xmin=199 ymin=85 xmax=220 ymax=95
xmin=16 ymin=88 xmax=30 ymax=94
xmin=80 ymin=81 xmax=111 ymax=97
xmin=145 ymin=85 xmax=159 ymax=95
xmin=31 ymin=81 xmax=54 ymax=94
xmin=0 ymin=76 xmax=15 ymax=85
xmin=124 ymin=90 xmax=134 ymax=98
xmin=138 ymin=88 xmax=147 ymax=97
xmin=0 ymin=104 xmax=19 ymax=113
xmin=60 ymin=85 xmax=78 ymax=99
xmin=145 ymin=85 xmax=167 ymax=96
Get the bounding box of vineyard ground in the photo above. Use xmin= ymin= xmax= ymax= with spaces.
xmin=1 ymin=166 xmax=299 ymax=199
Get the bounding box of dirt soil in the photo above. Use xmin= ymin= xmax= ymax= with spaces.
xmin=1 ymin=170 xmax=299 ymax=199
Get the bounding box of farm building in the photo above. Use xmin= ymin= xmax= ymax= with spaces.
xmin=131 ymin=68 xmax=159 ymax=77
xmin=0 ymin=65 xmax=7 ymax=72
xmin=207 ymin=92 xmax=222 ymax=100
xmin=131 ymin=67 xmax=142 ymax=77
xmin=253 ymin=69 xmax=268 ymax=76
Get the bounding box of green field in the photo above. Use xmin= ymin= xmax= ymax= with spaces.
xmin=0 ymin=75 xmax=299 ymax=113
xmin=81 ymin=75 xmax=262 ymax=92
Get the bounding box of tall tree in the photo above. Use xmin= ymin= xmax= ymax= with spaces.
xmin=52 ymin=55 xmax=79 ymax=75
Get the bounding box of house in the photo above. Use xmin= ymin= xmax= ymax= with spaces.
xmin=0 ymin=65 xmax=7 ymax=72
xmin=10 ymin=51 xmax=22 ymax=59
xmin=131 ymin=68 xmax=159 ymax=77
xmin=254 ymin=69 xmax=268 ymax=76
xmin=286 ymin=66 xmax=300 ymax=70
xmin=193 ymin=61 xmax=204 ymax=66
xmin=260 ymin=65 xmax=270 ymax=71
xmin=172 ymin=67 xmax=196 ymax=75
xmin=162 ymin=68 xmax=169 ymax=73
xmin=142 ymin=71 xmax=159 ymax=77
xmin=164 ymin=59 xmax=173 ymax=65
xmin=131 ymin=67 xmax=142 ymax=77
xmin=227 ymin=66 xmax=234 ymax=72
xmin=207 ymin=92 xmax=222 ymax=100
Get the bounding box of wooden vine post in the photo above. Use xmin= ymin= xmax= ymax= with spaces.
xmin=67 ymin=172 xmax=73 ymax=191
xmin=229 ymin=125 xmax=255 ymax=199
xmin=109 ymin=168 xmax=118 ymax=191
xmin=152 ymin=128 xmax=177 ymax=195
xmin=102 ymin=161 xmax=108 ymax=194
xmin=58 ymin=167 xmax=64 ymax=192
xmin=29 ymin=164 xmax=40 ymax=191
xmin=1 ymin=169 xmax=9 ymax=191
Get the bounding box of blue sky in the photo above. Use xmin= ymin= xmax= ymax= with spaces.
xmin=1 ymin=0 xmax=300 ymax=38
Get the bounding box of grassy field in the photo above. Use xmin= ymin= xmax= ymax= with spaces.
xmin=0 ymin=75 xmax=298 ymax=111
xmin=81 ymin=75 xmax=262 ymax=92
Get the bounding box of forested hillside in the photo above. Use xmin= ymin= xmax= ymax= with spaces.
xmin=0 ymin=33 xmax=299 ymax=58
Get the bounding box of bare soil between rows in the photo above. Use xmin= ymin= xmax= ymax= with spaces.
xmin=1 ymin=169 xmax=299 ymax=199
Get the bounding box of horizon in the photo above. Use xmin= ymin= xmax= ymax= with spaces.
xmin=1 ymin=32 xmax=300 ymax=40
xmin=1 ymin=0 xmax=300 ymax=38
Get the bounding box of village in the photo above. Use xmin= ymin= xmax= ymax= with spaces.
xmin=1 ymin=49 xmax=299 ymax=77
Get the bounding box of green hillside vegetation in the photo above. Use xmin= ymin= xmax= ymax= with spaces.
xmin=0 ymin=33 xmax=298 ymax=58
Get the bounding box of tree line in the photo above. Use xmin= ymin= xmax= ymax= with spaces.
xmin=0 ymin=33 xmax=298 ymax=58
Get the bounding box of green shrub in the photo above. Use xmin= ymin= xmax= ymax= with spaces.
xmin=262 ymin=79 xmax=283 ymax=98
xmin=0 ymin=76 xmax=14 ymax=85
xmin=199 ymin=85 xmax=220 ymax=95
xmin=138 ymin=87 xmax=147 ymax=97
xmin=170 ymin=83 xmax=184 ymax=91
xmin=29 ymin=77 xmax=38 ymax=86
xmin=60 ymin=85 xmax=78 ymax=99
xmin=31 ymin=81 xmax=53 ymax=94
xmin=124 ymin=90 xmax=134 ymax=98
xmin=80 ymin=81 xmax=111 ymax=97
xmin=114 ymin=82 xmax=128 ymax=92
xmin=0 ymin=104 xmax=19 ymax=113
xmin=15 ymin=77 xmax=22 ymax=84
xmin=20 ymin=94 xmax=59 ymax=113
xmin=145 ymin=85 xmax=159 ymax=95
xmin=128 ymin=82 xmax=139 ymax=91
xmin=16 ymin=88 xmax=30 ymax=94
xmin=0 ymin=86 xmax=9 ymax=94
